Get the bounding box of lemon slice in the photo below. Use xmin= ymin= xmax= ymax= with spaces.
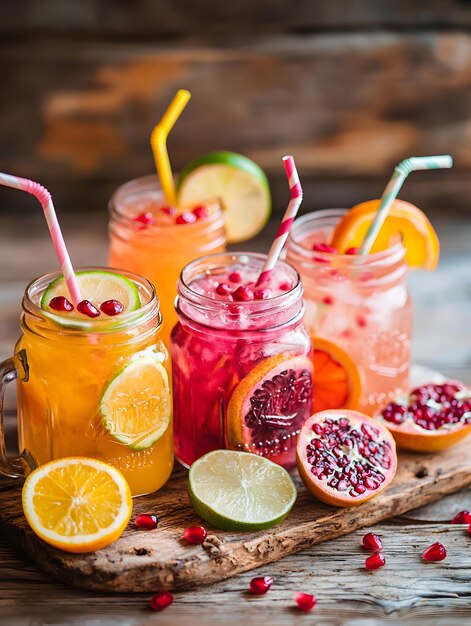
xmin=189 ymin=450 xmax=297 ymax=531
xmin=177 ymin=151 xmax=271 ymax=243
xmin=22 ymin=457 xmax=132 ymax=553
xmin=100 ymin=355 xmax=171 ymax=450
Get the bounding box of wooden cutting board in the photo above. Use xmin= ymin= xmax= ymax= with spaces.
xmin=0 ymin=439 xmax=470 ymax=593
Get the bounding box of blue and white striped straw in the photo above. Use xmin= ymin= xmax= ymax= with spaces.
xmin=358 ymin=155 xmax=453 ymax=255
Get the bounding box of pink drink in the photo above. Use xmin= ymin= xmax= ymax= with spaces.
xmin=286 ymin=210 xmax=411 ymax=415
xmin=171 ymin=252 xmax=313 ymax=469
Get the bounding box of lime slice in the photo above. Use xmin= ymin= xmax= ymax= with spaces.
xmin=100 ymin=355 xmax=171 ymax=450
xmin=177 ymin=151 xmax=271 ymax=243
xmin=188 ymin=450 xmax=297 ymax=531
xmin=40 ymin=270 xmax=141 ymax=317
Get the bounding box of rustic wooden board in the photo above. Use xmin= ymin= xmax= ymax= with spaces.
xmin=1 ymin=439 xmax=470 ymax=593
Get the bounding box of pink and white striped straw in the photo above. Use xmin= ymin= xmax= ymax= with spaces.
xmin=256 ymin=155 xmax=303 ymax=287
xmin=0 ymin=173 xmax=82 ymax=305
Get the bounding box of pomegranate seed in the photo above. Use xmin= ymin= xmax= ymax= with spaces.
xmin=160 ymin=205 xmax=176 ymax=216
xmin=249 ymin=576 xmax=273 ymax=595
xmin=232 ymin=286 xmax=254 ymax=302
xmin=228 ymin=271 xmax=242 ymax=283
xmin=135 ymin=513 xmax=158 ymax=530
xmin=356 ymin=315 xmax=367 ymax=328
xmin=345 ymin=247 xmax=359 ymax=255
xmin=149 ymin=591 xmax=173 ymax=611
xmin=322 ymin=295 xmax=334 ymax=305
xmin=451 ymin=510 xmax=471 ymax=524
xmin=216 ymin=282 xmax=232 ymax=296
xmin=175 ymin=212 xmax=197 ymax=225
xmin=362 ymin=532 xmax=383 ymax=552
xmin=254 ymin=288 xmax=271 ymax=300
xmin=365 ymin=553 xmax=386 ymax=570
xmin=192 ymin=204 xmax=209 ymax=219
xmin=134 ymin=212 xmax=154 ymax=225
xmin=49 ymin=296 xmax=74 ymax=312
xmin=77 ymin=300 xmax=100 ymax=318
xmin=183 ymin=526 xmax=207 ymax=544
xmin=422 ymin=542 xmax=446 ymax=561
xmin=294 ymin=592 xmax=317 ymax=611
xmin=312 ymin=243 xmax=338 ymax=254
xmin=100 ymin=299 xmax=124 ymax=316
xmin=279 ymin=281 xmax=293 ymax=291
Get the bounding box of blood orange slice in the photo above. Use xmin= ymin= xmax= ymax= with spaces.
xmin=226 ymin=354 xmax=313 ymax=468
xmin=312 ymin=337 xmax=361 ymax=413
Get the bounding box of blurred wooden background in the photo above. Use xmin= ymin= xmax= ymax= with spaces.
xmin=0 ymin=0 xmax=470 ymax=216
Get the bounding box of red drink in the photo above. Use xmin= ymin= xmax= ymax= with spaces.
xmin=171 ymin=253 xmax=313 ymax=469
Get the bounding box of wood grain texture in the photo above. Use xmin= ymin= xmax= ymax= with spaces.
xmin=1 ymin=439 xmax=471 ymax=593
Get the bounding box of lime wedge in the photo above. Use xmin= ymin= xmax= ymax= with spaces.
xmin=100 ymin=355 xmax=171 ymax=450
xmin=177 ymin=151 xmax=271 ymax=243
xmin=188 ymin=450 xmax=297 ymax=531
xmin=40 ymin=270 xmax=141 ymax=317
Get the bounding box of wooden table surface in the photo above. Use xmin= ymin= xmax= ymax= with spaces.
xmin=0 ymin=209 xmax=470 ymax=625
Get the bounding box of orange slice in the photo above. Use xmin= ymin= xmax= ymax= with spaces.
xmin=312 ymin=337 xmax=362 ymax=413
xmin=330 ymin=199 xmax=439 ymax=269
xmin=22 ymin=457 xmax=132 ymax=553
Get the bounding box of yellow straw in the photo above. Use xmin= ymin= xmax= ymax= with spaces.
xmin=150 ymin=89 xmax=191 ymax=206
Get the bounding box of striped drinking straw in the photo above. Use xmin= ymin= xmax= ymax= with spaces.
xmin=358 ymin=155 xmax=453 ymax=255
xmin=0 ymin=173 xmax=82 ymax=305
xmin=256 ymin=155 xmax=303 ymax=287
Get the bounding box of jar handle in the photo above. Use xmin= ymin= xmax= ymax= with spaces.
xmin=0 ymin=350 xmax=33 ymax=479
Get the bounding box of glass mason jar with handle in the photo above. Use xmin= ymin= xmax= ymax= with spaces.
xmin=171 ymin=252 xmax=313 ymax=470
xmin=286 ymin=209 xmax=412 ymax=416
xmin=0 ymin=268 xmax=172 ymax=496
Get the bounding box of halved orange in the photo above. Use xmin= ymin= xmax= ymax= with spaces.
xmin=330 ymin=199 xmax=440 ymax=270
xmin=312 ymin=337 xmax=362 ymax=413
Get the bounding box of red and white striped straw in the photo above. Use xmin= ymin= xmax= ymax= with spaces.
xmin=0 ymin=173 xmax=82 ymax=305
xmin=256 ymin=155 xmax=303 ymax=287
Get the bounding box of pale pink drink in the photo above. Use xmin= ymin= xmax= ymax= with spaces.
xmin=171 ymin=252 xmax=313 ymax=469
xmin=286 ymin=210 xmax=411 ymax=415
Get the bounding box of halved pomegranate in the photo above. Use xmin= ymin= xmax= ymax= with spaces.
xmin=297 ymin=410 xmax=397 ymax=507
xmin=377 ymin=381 xmax=471 ymax=452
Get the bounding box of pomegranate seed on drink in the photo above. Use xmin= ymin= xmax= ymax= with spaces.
xmin=249 ymin=576 xmax=273 ymax=595
xmin=232 ymin=286 xmax=254 ymax=302
xmin=362 ymin=532 xmax=383 ymax=552
xmin=228 ymin=271 xmax=242 ymax=283
xmin=254 ymin=288 xmax=271 ymax=300
xmin=134 ymin=212 xmax=154 ymax=225
xmin=451 ymin=510 xmax=471 ymax=524
xmin=422 ymin=542 xmax=446 ymax=561
xmin=183 ymin=525 xmax=207 ymax=544
xmin=294 ymin=592 xmax=317 ymax=611
xmin=356 ymin=315 xmax=367 ymax=328
xmin=100 ymin=299 xmax=124 ymax=316
xmin=77 ymin=300 xmax=100 ymax=318
xmin=216 ymin=283 xmax=232 ymax=296
xmin=365 ymin=553 xmax=386 ymax=570
xmin=312 ymin=243 xmax=338 ymax=254
xmin=49 ymin=296 xmax=74 ymax=312
xmin=149 ymin=591 xmax=173 ymax=611
xmin=278 ymin=281 xmax=292 ymax=291
xmin=192 ymin=205 xmax=209 ymax=219
xmin=135 ymin=513 xmax=158 ymax=530
xmin=175 ymin=212 xmax=197 ymax=225
xmin=322 ymin=295 xmax=334 ymax=305
xmin=160 ymin=205 xmax=176 ymax=216
xmin=345 ymin=247 xmax=359 ymax=255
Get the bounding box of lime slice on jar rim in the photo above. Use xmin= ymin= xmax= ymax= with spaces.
xmin=188 ymin=449 xmax=297 ymax=531
xmin=177 ymin=151 xmax=271 ymax=244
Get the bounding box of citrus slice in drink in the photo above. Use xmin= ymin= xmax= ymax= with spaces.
xmin=41 ymin=269 xmax=141 ymax=316
xmin=22 ymin=457 xmax=132 ymax=553
xmin=226 ymin=354 xmax=313 ymax=464
xmin=330 ymin=199 xmax=440 ymax=269
xmin=177 ymin=151 xmax=271 ymax=243
xmin=100 ymin=355 xmax=171 ymax=450
xmin=312 ymin=337 xmax=362 ymax=413
xmin=188 ymin=449 xmax=297 ymax=531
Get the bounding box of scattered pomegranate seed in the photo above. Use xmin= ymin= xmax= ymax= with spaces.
xmin=365 ymin=553 xmax=386 ymax=570
xmin=175 ymin=212 xmax=197 ymax=225
xmin=356 ymin=314 xmax=368 ymax=328
xmin=134 ymin=212 xmax=155 ymax=225
xmin=149 ymin=591 xmax=173 ymax=611
xmin=228 ymin=271 xmax=242 ymax=283
xmin=232 ymin=285 xmax=254 ymax=302
xmin=362 ymin=532 xmax=383 ymax=552
xmin=294 ymin=592 xmax=317 ymax=611
xmin=322 ymin=295 xmax=334 ymax=305
xmin=135 ymin=513 xmax=158 ymax=530
xmin=192 ymin=204 xmax=209 ymax=219
xmin=183 ymin=526 xmax=207 ymax=545
xmin=254 ymin=288 xmax=271 ymax=300
xmin=77 ymin=300 xmax=100 ymax=318
xmin=422 ymin=542 xmax=446 ymax=562
xmin=249 ymin=576 xmax=273 ymax=595
xmin=279 ymin=281 xmax=292 ymax=291
xmin=312 ymin=243 xmax=338 ymax=254
xmin=160 ymin=205 xmax=176 ymax=216
xmin=49 ymin=296 xmax=74 ymax=312
xmin=216 ymin=282 xmax=232 ymax=296
xmin=100 ymin=299 xmax=124 ymax=316
xmin=451 ymin=510 xmax=471 ymax=524
xmin=345 ymin=247 xmax=359 ymax=255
